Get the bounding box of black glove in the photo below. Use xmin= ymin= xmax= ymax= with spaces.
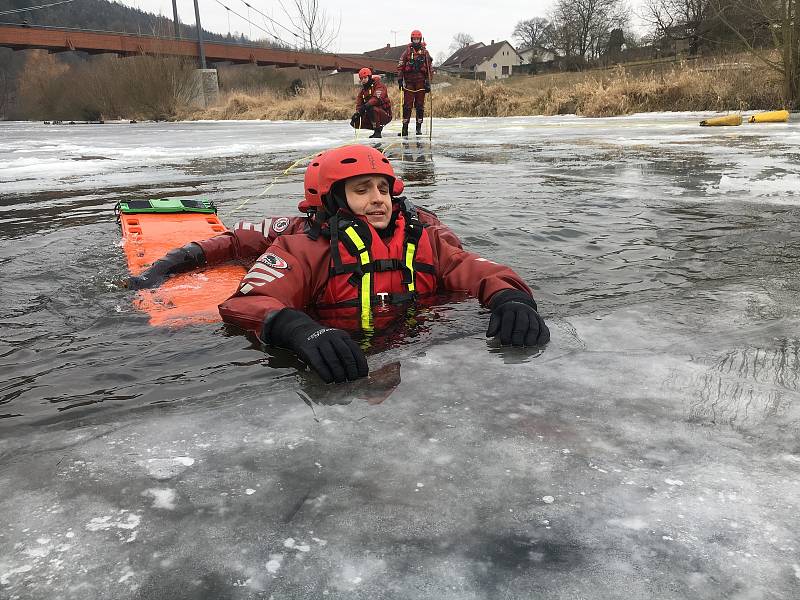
xmin=265 ymin=308 xmax=368 ymax=384
xmin=486 ymin=289 xmax=550 ymax=347
xmin=127 ymin=242 xmax=206 ymax=290
xmin=398 ymin=79 xmax=404 ymax=90
xmin=424 ymin=81 xmax=431 ymax=93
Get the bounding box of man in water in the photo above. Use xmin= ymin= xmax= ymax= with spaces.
xmin=218 ymin=145 xmax=549 ymax=384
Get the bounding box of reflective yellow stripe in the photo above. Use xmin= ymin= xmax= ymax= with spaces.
xmin=404 ymin=242 xmax=416 ymax=292
xmin=344 ymin=226 xmax=366 ymax=253
xmin=344 ymin=226 xmax=372 ymax=330
xmin=361 ymin=272 xmax=372 ymax=329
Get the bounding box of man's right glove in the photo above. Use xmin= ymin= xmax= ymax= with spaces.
xmin=486 ymin=289 xmax=550 ymax=347
xmin=127 ymin=242 xmax=206 ymax=290
xmin=265 ymin=308 xmax=368 ymax=384
xmin=398 ymin=78 xmax=404 ymax=90
xmin=350 ymin=112 xmax=360 ymax=126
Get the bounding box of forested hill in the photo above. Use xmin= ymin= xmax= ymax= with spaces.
xmin=0 ymin=0 xmax=251 ymax=44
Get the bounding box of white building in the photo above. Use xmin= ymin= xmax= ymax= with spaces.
xmin=440 ymin=40 xmax=523 ymax=80
xmin=517 ymin=46 xmax=556 ymax=64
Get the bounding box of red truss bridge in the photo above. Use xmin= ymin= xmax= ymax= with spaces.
xmin=0 ymin=23 xmax=398 ymax=73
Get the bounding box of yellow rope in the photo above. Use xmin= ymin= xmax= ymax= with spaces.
xmin=379 ymin=141 xmax=403 ymax=156
xmin=400 ymin=85 xmax=425 ymax=129
xmin=226 ymin=151 xmax=319 ymax=216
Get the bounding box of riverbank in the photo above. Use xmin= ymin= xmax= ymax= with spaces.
xmin=181 ymin=56 xmax=785 ymax=121
xmin=5 ymin=51 xmax=786 ymax=122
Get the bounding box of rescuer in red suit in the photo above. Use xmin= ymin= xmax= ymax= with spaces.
xmin=351 ymin=67 xmax=392 ymax=139
xmin=218 ymin=145 xmax=550 ymax=384
xmin=397 ymin=29 xmax=432 ymax=137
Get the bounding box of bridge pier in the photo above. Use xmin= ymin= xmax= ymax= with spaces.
xmin=191 ymin=68 xmax=219 ymax=108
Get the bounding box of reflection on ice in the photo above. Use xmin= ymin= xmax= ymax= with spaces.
xmin=679 ymin=339 xmax=800 ymax=429
xmin=297 ymin=361 xmax=402 ymax=409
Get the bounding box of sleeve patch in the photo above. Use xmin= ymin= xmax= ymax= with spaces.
xmin=256 ymin=252 xmax=289 ymax=270
xmin=239 ymin=252 xmax=290 ymax=293
xmin=272 ymin=217 xmax=290 ymax=233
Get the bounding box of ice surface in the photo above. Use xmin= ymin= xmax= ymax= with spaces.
xmin=1 ymin=114 xmax=800 ymax=599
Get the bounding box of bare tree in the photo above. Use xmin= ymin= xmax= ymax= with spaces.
xmin=709 ymin=0 xmax=799 ymax=107
xmin=513 ymin=17 xmax=553 ymax=54
xmin=449 ymin=32 xmax=475 ymax=53
xmin=642 ymin=0 xmax=712 ymax=55
xmin=275 ymin=0 xmax=340 ymax=100
xmin=549 ymin=6 xmax=581 ymax=59
xmin=550 ymin=0 xmax=630 ymax=62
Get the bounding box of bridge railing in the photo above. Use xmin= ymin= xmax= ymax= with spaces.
xmin=0 ymin=23 xmax=398 ymax=73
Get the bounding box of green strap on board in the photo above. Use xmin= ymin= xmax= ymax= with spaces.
xmin=116 ymin=198 xmax=217 ymax=215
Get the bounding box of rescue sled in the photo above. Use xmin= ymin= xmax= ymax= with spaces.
xmin=748 ymin=110 xmax=789 ymax=123
xmin=699 ymin=114 xmax=742 ymax=127
xmin=117 ymin=198 xmax=246 ymax=327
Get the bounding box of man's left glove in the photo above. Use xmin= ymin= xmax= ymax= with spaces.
xmin=486 ymin=289 xmax=550 ymax=347
xmin=127 ymin=242 xmax=206 ymax=290
xmin=424 ymin=81 xmax=431 ymax=93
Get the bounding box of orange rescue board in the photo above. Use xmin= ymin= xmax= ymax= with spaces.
xmin=120 ymin=212 xmax=246 ymax=327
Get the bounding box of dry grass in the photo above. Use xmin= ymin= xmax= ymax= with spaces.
xmin=15 ymin=51 xmax=197 ymax=120
xmin=508 ymin=59 xmax=784 ymax=116
xmin=185 ymin=54 xmax=785 ymax=121
xmin=8 ymin=51 xmax=786 ymax=121
xmin=180 ymin=89 xmax=354 ymax=121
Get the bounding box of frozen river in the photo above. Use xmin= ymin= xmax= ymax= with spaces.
xmin=1 ymin=114 xmax=799 ymax=599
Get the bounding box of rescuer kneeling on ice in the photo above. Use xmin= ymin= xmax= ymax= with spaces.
xmin=218 ymin=145 xmax=550 ymax=384
xmin=350 ymin=68 xmax=392 ymax=138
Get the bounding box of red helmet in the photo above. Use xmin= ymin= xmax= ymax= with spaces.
xmin=392 ymin=178 xmax=404 ymax=196
xmin=317 ymin=145 xmax=396 ymax=212
xmin=411 ymin=29 xmax=422 ymax=40
xmin=358 ymin=67 xmax=372 ymax=80
xmin=298 ymin=152 xmax=324 ymax=212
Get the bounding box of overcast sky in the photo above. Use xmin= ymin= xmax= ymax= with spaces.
xmin=120 ymin=0 xmax=648 ymax=59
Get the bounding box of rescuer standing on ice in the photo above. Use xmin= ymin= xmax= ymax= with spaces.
xmin=397 ymin=29 xmax=432 ymax=137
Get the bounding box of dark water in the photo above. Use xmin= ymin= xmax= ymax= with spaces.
xmin=1 ymin=116 xmax=799 ymax=599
